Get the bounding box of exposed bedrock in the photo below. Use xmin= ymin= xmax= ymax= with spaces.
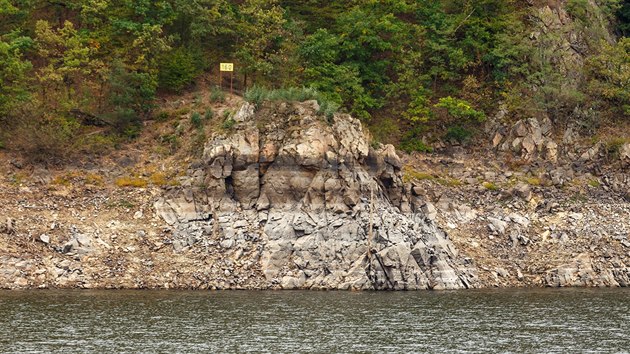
xmin=155 ymin=101 xmax=477 ymax=290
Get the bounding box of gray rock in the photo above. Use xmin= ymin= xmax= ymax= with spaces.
xmin=154 ymin=101 xmax=478 ymax=290
xmin=488 ymin=217 xmax=508 ymax=235
xmin=39 ymin=234 xmax=50 ymax=244
xmin=0 ymin=217 xmax=15 ymax=235
xmin=422 ymin=202 xmax=437 ymax=221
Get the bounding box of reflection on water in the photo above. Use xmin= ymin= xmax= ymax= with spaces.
xmin=1 ymin=289 xmax=629 ymax=353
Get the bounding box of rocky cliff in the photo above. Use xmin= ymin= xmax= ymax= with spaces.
xmin=154 ymin=101 xmax=476 ymax=290
xmin=0 ymin=98 xmax=628 ymax=290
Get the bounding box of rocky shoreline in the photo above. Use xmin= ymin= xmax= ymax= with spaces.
xmin=1 ymin=101 xmax=628 ymax=290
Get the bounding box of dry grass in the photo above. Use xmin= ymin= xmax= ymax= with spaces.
xmin=483 ymin=182 xmax=500 ymax=191
xmin=524 ymin=177 xmax=542 ymax=186
xmin=115 ymin=177 xmax=148 ymax=188
xmin=85 ymin=173 xmax=105 ymax=186
xmin=149 ymin=172 xmax=179 ymax=187
xmin=402 ymin=166 xmax=435 ymax=183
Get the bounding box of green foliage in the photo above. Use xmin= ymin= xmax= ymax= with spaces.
xmin=435 ymin=97 xmax=486 ymax=122
xmin=156 ymin=111 xmax=170 ymax=122
xmin=0 ymin=35 xmax=32 ymax=117
xmin=0 ymin=0 xmax=627 ymax=158
xmin=105 ymin=62 xmax=157 ymax=135
xmin=222 ymin=117 xmax=236 ymax=130
xmin=400 ymin=127 xmax=433 ymax=154
xmin=243 ymin=85 xmax=339 ymax=119
xmin=204 ymin=109 xmax=214 ymax=120
xmin=190 ymin=111 xmax=202 ymax=129
xmin=243 ymin=85 xmax=267 ymax=106
xmin=234 ymin=0 xmax=287 ymax=82
xmin=618 ymin=1 xmax=630 ymax=36
xmin=445 ymin=125 xmax=473 ymax=144
xmin=567 ymin=0 xmax=590 ymax=22
xmin=605 ymin=137 xmax=629 ymax=159
xmin=14 ymin=115 xmax=82 ymax=162
xmin=157 ymin=47 xmax=204 ymax=92
xmin=209 ymin=86 xmax=225 ymax=102
xmin=585 ymin=38 xmax=630 ymax=117
xmin=404 ymin=91 xmax=432 ymax=123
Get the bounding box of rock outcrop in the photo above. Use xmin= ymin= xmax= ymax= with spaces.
xmin=154 ymin=101 xmax=477 ymax=290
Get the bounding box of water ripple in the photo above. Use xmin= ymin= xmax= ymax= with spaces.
xmin=1 ymin=288 xmax=629 ymax=353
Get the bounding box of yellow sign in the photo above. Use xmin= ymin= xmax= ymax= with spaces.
xmin=220 ymin=63 xmax=234 ymax=72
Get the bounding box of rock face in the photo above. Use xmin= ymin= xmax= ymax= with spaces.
xmin=495 ymin=117 xmax=558 ymax=162
xmin=545 ymin=254 xmax=630 ymax=288
xmin=154 ymin=101 xmax=477 ymax=290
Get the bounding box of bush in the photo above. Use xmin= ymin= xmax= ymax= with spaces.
xmin=318 ymin=99 xmax=340 ymax=121
xmin=243 ymin=85 xmax=340 ymax=119
xmin=585 ymin=38 xmax=630 ymax=117
xmin=400 ymin=139 xmax=433 ymax=154
xmin=444 ymin=126 xmax=473 ymax=144
xmin=204 ymin=109 xmax=214 ymax=120
xmin=483 ymin=182 xmax=499 ymax=191
xmin=155 ymin=111 xmax=170 ymax=122
xmin=605 ymin=137 xmax=629 ymax=159
xmin=190 ymin=112 xmax=202 ymax=129
xmin=399 ymin=126 xmax=433 ymax=153
xmin=157 ymin=47 xmax=204 ymax=93
xmin=12 ymin=115 xmax=81 ymax=162
xmin=243 ymin=85 xmax=267 ymax=106
xmin=209 ymin=86 xmax=226 ymax=102
xmin=105 ymin=62 xmax=157 ymax=135
xmin=435 ymin=97 xmax=486 ymax=123
xmin=222 ymin=118 xmax=236 ymax=130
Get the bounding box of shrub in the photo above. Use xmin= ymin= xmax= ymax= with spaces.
xmin=399 ymin=127 xmax=433 ymax=153
xmin=243 ymin=85 xmax=267 ymax=106
xmin=318 ymin=99 xmax=339 ymax=121
xmin=585 ymin=38 xmax=630 ymax=117
xmin=159 ymin=134 xmax=180 ymax=153
xmin=435 ymin=97 xmax=486 ymax=123
xmin=525 ymin=177 xmax=542 ymax=186
xmin=400 ymin=138 xmax=433 ymax=154
xmin=587 ymin=179 xmax=601 ymax=188
xmin=12 ymin=115 xmax=81 ymax=162
xmin=157 ymin=47 xmax=203 ymax=93
xmin=149 ymin=172 xmax=170 ymax=186
xmin=85 ymin=173 xmax=104 ymax=186
xmin=204 ymin=109 xmax=214 ymax=120
xmin=605 ymin=137 xmax=629 ymax=159
xmin=402 ymin=167 xmax=435 ymax=183
xmin=75 ymin=133 xmax=117 ymax=155
xmin=444 ymin=126 xmax=473 ymax=144
xmin=105 ymin=62 xmax=156 ymax=135
xmin=243 ymin=85 xmax=339 ymax=118
xmin=155 ymin=111 xmax=170 ymax=122
xmin=404 ymin=91 xmax=432 ymax=123
xmin=190 ymin=112 xmax=202 ymax=129
xmin=209 ymin=86 xmax=226 ymax=102
xmin=222 ymin=118 xmax=236 ymax=130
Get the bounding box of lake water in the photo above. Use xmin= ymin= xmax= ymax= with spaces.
xmin=0 ymin=289 xmax=628 ymax=353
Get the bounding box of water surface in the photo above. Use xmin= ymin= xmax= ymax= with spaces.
xmin=1 ymin=289 xmax=628 ymax=353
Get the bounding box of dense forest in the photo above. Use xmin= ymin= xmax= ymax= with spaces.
xmin=0 ymin=0 xmax=628 ymax=159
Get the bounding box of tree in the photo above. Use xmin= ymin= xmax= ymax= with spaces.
xmin=34 ymin=19 xmax=105 ymax=111
xmin=0 ymin=35 xmax=32 ymax=118
xmin=586 ymin=38 xmax=630 ymax=117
